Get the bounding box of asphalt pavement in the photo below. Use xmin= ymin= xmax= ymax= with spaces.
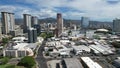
xmin=36 ymin=41 xmax=48 ymax=68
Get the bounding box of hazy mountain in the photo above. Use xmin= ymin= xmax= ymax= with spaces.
xmin=15 ymin=18 xmax=112 ymax=29
xmin=15 ymin=19 xmax=23 ymax=25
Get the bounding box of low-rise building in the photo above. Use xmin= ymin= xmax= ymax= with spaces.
xmin=80 ymin=57 xmax=102 ymax=68
xmin=72 ymin=45 xmax=90 ymax=55
xmin=61 ymin=58 xmax=83 ymax=68
xmin=3 ymin=43 xmax=34 ymax=57
xmin=112 ymin=59 xmax=120 ymax=68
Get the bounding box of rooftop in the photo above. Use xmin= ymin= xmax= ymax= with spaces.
xmin=81 ymin=57 xmax=102 ymax=68
xmin=63 ymin=58 xmax=83 ymax=68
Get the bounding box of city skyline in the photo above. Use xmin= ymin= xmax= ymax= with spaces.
xmin=0 ymin=0 xmax=120 ymax=21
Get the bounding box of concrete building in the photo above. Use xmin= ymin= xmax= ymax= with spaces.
xmin=10 ymin=25 xmax=23 ymax=36
xmin=31 ymin=16 xmax=38 ymax=27
xmin=28 ymin=28 xmax=37 ymax=43
xmin=62 ymin=58 xmax=83 ymax=68
xmin=0 ymin=21 xmax=2 ymax=34
xmin=23 ymin=14 xmax=32 ymax=33
xmin=33 ymin=24 xmax=41 ymax=35
xmin=72 ymin=45 xmax=90 ymax=55
xmin=89 ymin=44 xmax=114 ymax=55
xmin=0 ymin=22 xmax=2 ymax=40
xmin=113 ymin=19 xmax=120 ymax=34
xmin=81 ymin=17 xmax=89 ymax=29
xmin=86 ymin=30 xmax=95 ymax=39
xmin=1 ymin=12 xmax=15 ymax=34
xmin=3 ymin=43 xmax=34 ymax=57
xmin=12 ymin=37 xmax=26 ymax=43
xmin=3 ymin=49 xmax=27 ymax=57
xmin=56 ymin=13 xmax=63 ymax=37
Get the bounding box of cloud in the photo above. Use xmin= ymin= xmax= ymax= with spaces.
xmin=1 ymin=0 xmax=120 ymax=21
xmin=0 ymin=5 xmax=16 ymax=12
xmin=0 ymin=5 xmax=57 ymax=18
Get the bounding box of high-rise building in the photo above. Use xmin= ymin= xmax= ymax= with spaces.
xmin=33 ymin=29 xmax=37 ymax=43
xmin=56 ymin=13 xmax=63 ymax=37
xmin=23 ymin=14 xmax=32 ymax=33
xmin=33 ymin=24 xmax=41 ymax=35
xmin=31 ymin=16 xmax=38 ymax=27
xmin=113 ymin=19 xmax=120 ymax=33
xmin=0 ymin=21 xmax=2 ymax=35
xmin=28 ymin=28 xmax=37 ymax=43
xmin=1 ymin=12 xmax=15 ymax=34
xmin=0 ymin=21 xmax=2 ymax=40
xmin=81 ymin=17 xmax=89 ymax=29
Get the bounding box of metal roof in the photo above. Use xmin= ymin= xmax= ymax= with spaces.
xmin=81 ymin=57 xmax=102 ymax=68
xmin=63 ymin=58 xmax=83 ymax=68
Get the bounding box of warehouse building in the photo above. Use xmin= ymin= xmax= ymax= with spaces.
xmin=61 ymin=58 xmax=83 ymax=68
xmin=80 ymin=57 xmax=102 ymax=68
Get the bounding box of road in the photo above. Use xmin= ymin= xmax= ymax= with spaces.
xmin=36 ymin=41 xmax=48 ymax=68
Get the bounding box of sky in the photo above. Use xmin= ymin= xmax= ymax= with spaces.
xmin=0 ymin=0 xmax=120 ymax=21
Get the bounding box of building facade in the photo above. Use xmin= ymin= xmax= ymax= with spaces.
xmin=1 ymin=12 xmax=15 ymax=34
xmin=56 ymin=13 xmax=63 ymax=37
xmin=33 ymin=24 xmax=41 ymax=35
xmin=3 ymin=50 xmax=27 ymax=57
xmin=23 ymin=14 xmax=32 ymax=33
xmin=28 ymin=28 xmax=37 ymax=43
xmin=31 ymin=16 xmax=38 ymax=27
xmin=81 ymin=17 xmax=89 ymax=29
xmin=113 ymin=19 xmax=120 ymax=34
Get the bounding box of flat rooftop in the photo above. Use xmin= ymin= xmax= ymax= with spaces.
xmin=63 ymin=58 xmax=83 ymax=68
xmin=81 ymin=57 xmax=102 ymax=68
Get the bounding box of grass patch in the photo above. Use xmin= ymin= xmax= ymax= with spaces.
xmin=0 ymin=64 xmax=25 ymax=68
xmin=0 ymin=64 xmax=13 ymax=68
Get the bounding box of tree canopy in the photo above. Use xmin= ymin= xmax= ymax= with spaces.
xmin=18 ymin=56 xmax=36 ymax=68
xmin=40 ymin=32 xmax=54 ymax=39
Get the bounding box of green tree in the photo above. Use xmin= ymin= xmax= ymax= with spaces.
xmin=2 ymin=38 xmax=9 ymax=44
xmin=46 ymin=32 xmax=54 ymax=38
xmin=40 ymin=32 xmax=54 ymax=39
xmin=40 ymin=33 xmax=47 ymax=39
xmin=18 ymin=56 xmax=36 ymax=68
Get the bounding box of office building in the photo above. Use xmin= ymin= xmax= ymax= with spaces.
xmin=113 ymin=19 xmax=120 ymax=34
xmin=56 ymin=13 xmax=63 ymax=37
xmin=31 ymin=16 xmax=38 ymax=27
xmin=81 ymin=17 xmax=89 ymax=29
xmin=0 ymin=24 xmax=1 ymax=34
xmin=28 ymin=28 xmax=37 ymax=43
xmin=23 ymin=14 xmax=32 ymax=33
xmin=10 ymin=25 xmax=23 ymax=36
xmin=33 ymin=24 xmax=41 ymax=35
xmin=1 ymin=12 xmax=15 ymax=34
